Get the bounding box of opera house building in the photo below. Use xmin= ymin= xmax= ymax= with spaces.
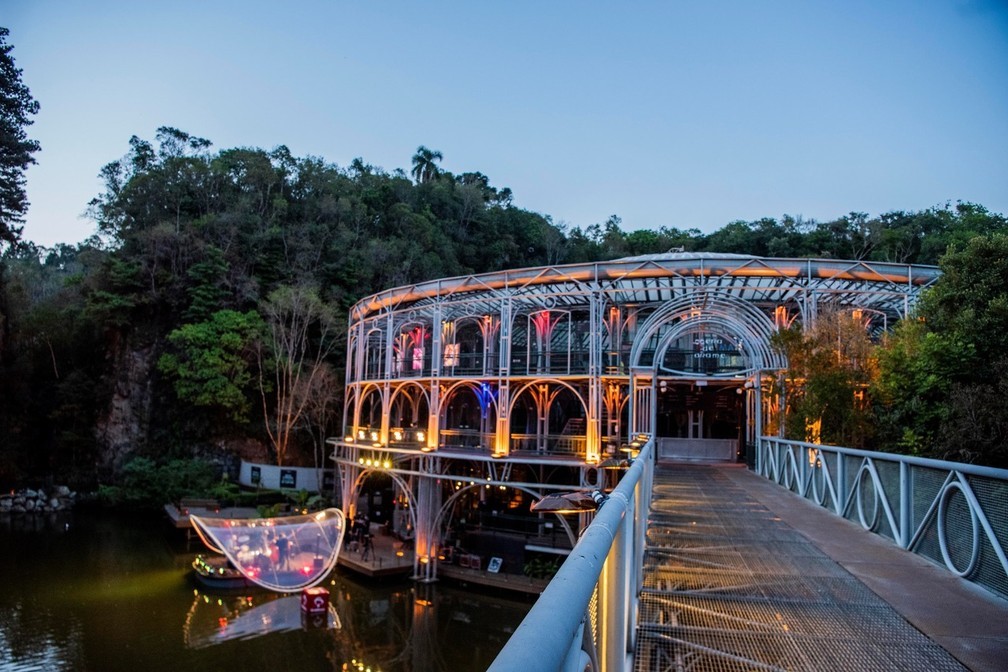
xmin=329 ymin=253 xmax=938 ymax=579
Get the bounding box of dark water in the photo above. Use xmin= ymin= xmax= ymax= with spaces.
xmin=0 ymin=511 xmax=531 ymax=672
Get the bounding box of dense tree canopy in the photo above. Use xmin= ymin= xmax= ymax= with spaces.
xmin=873 ymin=234 xmax=1008 ymax=466
xmin=1 ymin=124 xmax=1006 ymax=488
xmin=0 ymin=26 xmax=40 ymax=249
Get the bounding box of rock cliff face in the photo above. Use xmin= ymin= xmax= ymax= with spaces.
xmin=93 ymin=341 xmax=156 ymax=476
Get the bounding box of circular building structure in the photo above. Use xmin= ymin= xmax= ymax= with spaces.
xmin=330 ymin=253 xmax=939 ymax=579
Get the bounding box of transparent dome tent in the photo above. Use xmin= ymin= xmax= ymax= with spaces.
xmin=189 ymin=508 xmax=346 ymax=592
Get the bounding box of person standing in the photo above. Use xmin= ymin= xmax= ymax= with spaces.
xmin=276 ymin=533 xmax=291 ymax=569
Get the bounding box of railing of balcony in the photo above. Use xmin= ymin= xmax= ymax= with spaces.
xmin=758 ymin=436 xmax=1008 ymax=601
xmin=487 ymin=439 xmax=654 ymax=672
xmin=509 ymin=433 xmax=587 ymax=458
xmin=439 ymin=428 xmax=493 ymax=452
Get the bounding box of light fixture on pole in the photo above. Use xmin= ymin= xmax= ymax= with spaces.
xmin=531 ymin=490 xmax=607 ymax=514
xmin=597 ymin=457 xmax=632 ymax=470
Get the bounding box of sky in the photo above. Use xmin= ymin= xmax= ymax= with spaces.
xmin=5 ymin=0 xmax=1008 ymax=248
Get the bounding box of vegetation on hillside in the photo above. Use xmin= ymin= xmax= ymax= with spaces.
xmin=1 ymin=27 xmax=1007 ymax=491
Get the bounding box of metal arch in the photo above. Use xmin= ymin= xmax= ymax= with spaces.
xmin=651 ymin=314 xmax=781 ymax=376
xmin=430 ymin=482 xmax=579 ymax=554
xmin=349 ymin=467 xmax=418 ymax=540
xmin=439 ymin=379 xmax=500 ymax=426
xmin=508 ymin=378 xmax=590 ymax=421
xmin=388 ymin=380 xmax=431 ymax=413
xmin=629 ymin=290 xmax=785 ymax=372
xmin=353 ymin=383 xmax=387 ymax=428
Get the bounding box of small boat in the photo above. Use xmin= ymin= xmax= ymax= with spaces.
xmin=190 ymin=554 xmax=255 ymax=591
xmin=189 ymin=508 xmax=346 ymax=593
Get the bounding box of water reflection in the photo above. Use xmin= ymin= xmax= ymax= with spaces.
xmin=183 ymin=591 xmax=340 ymax=649
xmin=0 ymin=511 xmax=529 ymax=672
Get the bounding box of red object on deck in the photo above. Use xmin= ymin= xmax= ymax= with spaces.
xmin=300 ymin=587 xmax=329 ymax=614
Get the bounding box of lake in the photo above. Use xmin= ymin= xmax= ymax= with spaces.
xmin=0 ymin=510 xmax=531 ymax=672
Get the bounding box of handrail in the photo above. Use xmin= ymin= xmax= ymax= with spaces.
xmin=757 ymin=436 xmax=1008 ymax=600
xmin=488 ymin=440 xmax=654 ymax=672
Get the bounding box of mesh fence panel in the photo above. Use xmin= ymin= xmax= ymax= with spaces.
xmin=764 ymin=441 xmax=1008 ymax=603
xmin=964 ymin=475 xmax=1008 ymax=600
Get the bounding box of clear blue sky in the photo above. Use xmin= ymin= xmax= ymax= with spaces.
xmin=6 ymin=0 xmax=1008 ymax=248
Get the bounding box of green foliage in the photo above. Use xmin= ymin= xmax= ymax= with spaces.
xmin=918 ymin=233 xmax=1008 ymax=368
xmin=771 ymin=310 xmax=877 ymax=448
xmin=158 ymin=309 xmax=264 ymax=423
xmin=523 ymin=556 xmax=560 ymax=579
xmin=0 ymin=27 xmax=40 ymax=249
xmin=97 ymin=456 xmax=217 ymax=510
xmin=874 ymin=234 xmax=1008 ymax=466
xmin=2 ymin=122 xmax=1008 ymax=485
xmin=873 ymin=321 xmax=972 ymax=456
xmin=284 ymin=488 xmax=327 ymax=513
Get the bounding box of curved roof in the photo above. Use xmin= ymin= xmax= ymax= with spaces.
xmin=348 ymin=254 xmax=941 ymax=322
xmin=613 ymin=251 xmax=757 ymax=263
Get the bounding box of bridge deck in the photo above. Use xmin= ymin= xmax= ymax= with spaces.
xmin=636 ymin=463 xmax=1008 ymax=672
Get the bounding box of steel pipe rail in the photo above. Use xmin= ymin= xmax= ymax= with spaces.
xmin=488 ymin=439 xmax=654 ymax=672
xmin=758 ymin=436 xmax=1008 ymax=601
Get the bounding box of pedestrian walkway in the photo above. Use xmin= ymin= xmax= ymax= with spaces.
xmin=635 ymin=463 xmax=1008 ymax=672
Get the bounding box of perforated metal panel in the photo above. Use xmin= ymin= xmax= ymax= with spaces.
xmin=635 ymin=465 xmax=968 ymax=671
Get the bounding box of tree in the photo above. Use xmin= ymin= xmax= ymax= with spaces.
xmin=873 ymin=233 xmax=1008 ymax=466
xmin=157 ymin=309 xmax=264 ymax=424
xmin=0 ymin=27 xmax=40 ymax=250
xmin=411 ymin=145 xmax=443 ymax=184
xmin=772 ymin=309 xmax=878 ymax=448
xmin=258 ymin=284 xmax=341 ymax=466
xmin=873 ymin=319 xmax=972 ymax=457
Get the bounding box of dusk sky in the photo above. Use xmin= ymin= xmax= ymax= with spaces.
xmin=6 ymin=1 xmax=1008 ymax=248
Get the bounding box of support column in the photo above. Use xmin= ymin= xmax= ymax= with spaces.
xmin=586 ymin=294 xmax=602 ymax=463
xmin=495 ymin=381 xmax=511 ymax=457
xmin=413 ymin=456 xmax=441 ymax=581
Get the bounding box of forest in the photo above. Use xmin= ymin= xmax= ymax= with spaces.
xmin=0 ymin=125 xmax=1006 ymax=493
xmin=2 ymin=27 xmax=1007 ymax=493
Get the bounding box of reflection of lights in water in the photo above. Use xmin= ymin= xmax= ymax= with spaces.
xmin=182 ymin=589 xmax=340 ymax=649
xmin=344 ymin=658 xmax=382 ymax=672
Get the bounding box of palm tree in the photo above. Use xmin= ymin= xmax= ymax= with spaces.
xmin=410 ymin=145 xmax=443 ymax=184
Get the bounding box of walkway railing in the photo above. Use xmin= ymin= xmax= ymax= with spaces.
xmin=758 ymin=436 xmax=1008 ymax=601
xmin=488 ymin=439 xmax=655 ymax=672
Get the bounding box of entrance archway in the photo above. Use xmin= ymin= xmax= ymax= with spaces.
xmin=629 ymin=291 xmax=785 ymax=461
